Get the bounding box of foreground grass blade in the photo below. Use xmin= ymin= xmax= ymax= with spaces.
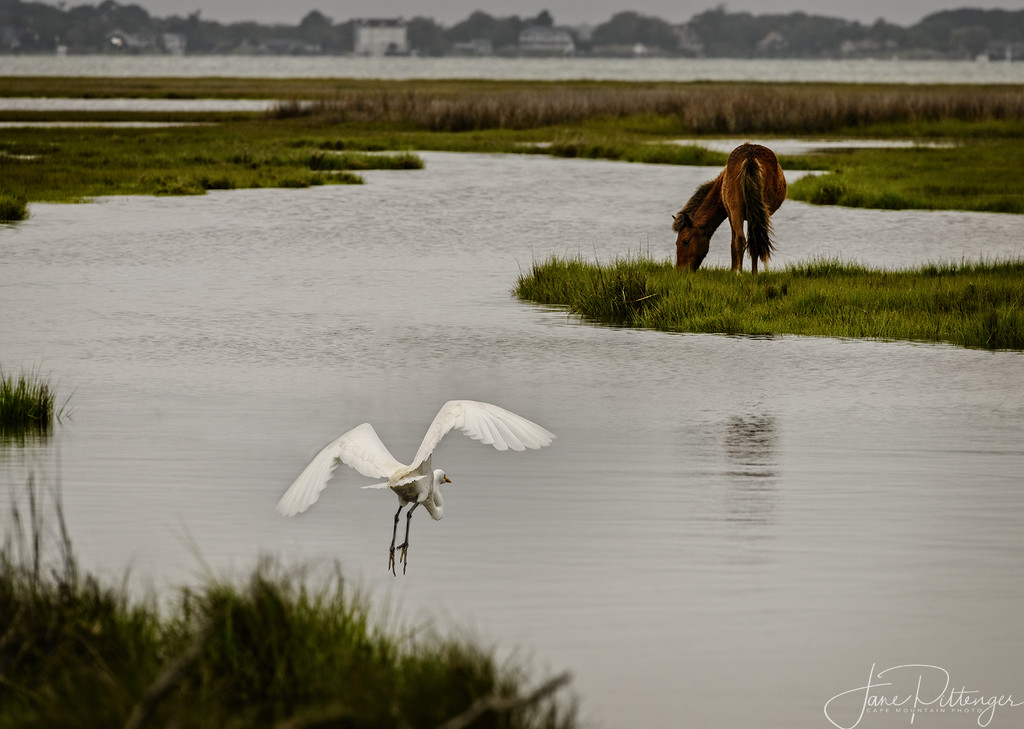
xmin=0 ymin=478 xmax=577 ymax=729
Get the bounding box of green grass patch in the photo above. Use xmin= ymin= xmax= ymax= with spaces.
xmin=0 ymin=188 xmax=29 ymax=222
xmin=516 ymin=256 xmax=1024 ymax=350
xmin=308 ymin=149 xmax=424 ymax=171
xmin=0 ymin=480 xmax=577 ymax=729
xmin=0 ymin=366 xmax=68 ymax=438
xmin=787 ymin=142 xmax=1024 ymax=214
xmin=0 ymin=121 xmax=425 ymax=204
xmin=544 ymin=132 xmax=728 ymax=166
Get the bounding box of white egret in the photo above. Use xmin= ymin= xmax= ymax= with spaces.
xmin=276 ymin=400 xmax=555 ymax=574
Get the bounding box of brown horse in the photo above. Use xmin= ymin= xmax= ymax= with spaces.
xmin=673 ymin=143 xmax=787 ymax=273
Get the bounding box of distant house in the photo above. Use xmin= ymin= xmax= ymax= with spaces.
xmin=518 ymin=26 xmax=576 ymax=56
xmin=354 ymin=18 xmax=408 ymax=56
xmin=105 ymin=29 xmax=156 ymax=52
xmin=1002 ymin=43 xmax=1024 ymax=61
xmin=840 ymin=37 xmax=899 ymax=57
xmin=573 ymin=24 xmax=595 ymax=43
xmin=675 ymin=24 xmax=704 ymax=56
xmin=840 ymin=38 xmax=881 ymax=56
xmin=262 ymin=38 xmax=322 ymax=55
xmin=452 ymin=38 xmax=493 ymax=56
xmin=161 ymin=32 xmax=187 ymax=55
xmin=1 ymin=26 xmax=20 ymax=51
xmin=756 ymin=31 xmax=788 ymax=54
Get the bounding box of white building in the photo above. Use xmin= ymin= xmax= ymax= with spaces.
xmin=354 ymin=18 xmax=408 ymax=56
xmin=675 ymin=23 xmax=704 ymax=56
xmin=161 ymin=32 xmax=187 ymax=55
xmin=518 ymin=26 xmax=576 ymax=56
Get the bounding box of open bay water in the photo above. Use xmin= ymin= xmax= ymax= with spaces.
xmin=3 ymin=54 xmax=1024 ymax=84
xmin=2 ymin=152 xmax=1024 ymax=728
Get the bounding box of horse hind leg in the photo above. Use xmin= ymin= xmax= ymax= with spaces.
xmin=729 ymin=216 xmax=747 ymax=273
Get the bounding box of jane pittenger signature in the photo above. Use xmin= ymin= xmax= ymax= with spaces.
xmin=824 ymin=664 xmax=1023 ymax=728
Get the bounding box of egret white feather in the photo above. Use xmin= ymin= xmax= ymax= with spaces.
xmin=409 ymin=400 xmax=554 ymax=468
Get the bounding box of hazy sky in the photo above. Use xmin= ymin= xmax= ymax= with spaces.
xmin=93 ymin=1 xmax=1024 ymax=27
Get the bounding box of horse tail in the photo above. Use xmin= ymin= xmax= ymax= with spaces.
xmin=743 ymin=157 xmax=774 ymax=264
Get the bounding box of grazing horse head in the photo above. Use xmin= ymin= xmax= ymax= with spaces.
xmin=673 ymin=179 xmax=718 ymax=272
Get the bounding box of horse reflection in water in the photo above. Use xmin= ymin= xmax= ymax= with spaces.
xmin=723 ymin=413 xmax=779 ymax=529
xmin=673 ymin=143 xmax=787 ymax=273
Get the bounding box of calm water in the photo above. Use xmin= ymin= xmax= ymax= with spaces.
xmin=0 ymin=97 xmax=271 ymax=112
xmin=2 ymin=153 xmax=1024 ymax=729
xmin=3 ymin=55 xmax=1024 ymax=84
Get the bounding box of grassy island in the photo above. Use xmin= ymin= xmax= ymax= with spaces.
xmin=515 ymin=256 xmax=1024 ymax=350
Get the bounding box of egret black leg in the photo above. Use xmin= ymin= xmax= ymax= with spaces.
xmin=397 ymin=503 xmax=420 ymax=575
xmin=388 ymin=504 xmax=405 ymax=576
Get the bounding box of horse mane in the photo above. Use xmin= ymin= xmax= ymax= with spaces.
xmin=673 ymin=178 xmax=717 ymax=232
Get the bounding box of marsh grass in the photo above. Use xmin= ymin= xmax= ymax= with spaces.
xmin=546 ymin=134 xmax=728 ymax=166
xmin=4 ymin=76 xmax=1021 ymax=137
xmin=0 ymin=188 xmax=28 ymax=222
xmin=0 ymin=123 xmax=425 ymax=204
xmin=0 ymin=479 xmax=576 ymax=729
xmin=308 ymin=149 xmax=424 ymax=171
xmin=0 ymin=366 xmax=68 ymax=438
xmin=267 ymin=82 xmax=1024 ymax=134
xmin=787 ymin=142 xmax=1024 ymax=213
xmin=516 ymin=256 xmax=1024 ymax=350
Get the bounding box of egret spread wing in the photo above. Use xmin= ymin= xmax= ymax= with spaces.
xmin=410 ymin=400 xmax=555 ymax=469
xmin=276 ymin=423 xmax=405 ymax=517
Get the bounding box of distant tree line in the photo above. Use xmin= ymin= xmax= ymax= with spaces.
xmin=1 ymin=0 xmax=1022 ymax=59
xmin=681 ymin=6 xmax=1024 ymax=59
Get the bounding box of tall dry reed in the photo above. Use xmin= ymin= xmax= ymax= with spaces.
xmin=269 ymin=84 xmax=1024 ymax=133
